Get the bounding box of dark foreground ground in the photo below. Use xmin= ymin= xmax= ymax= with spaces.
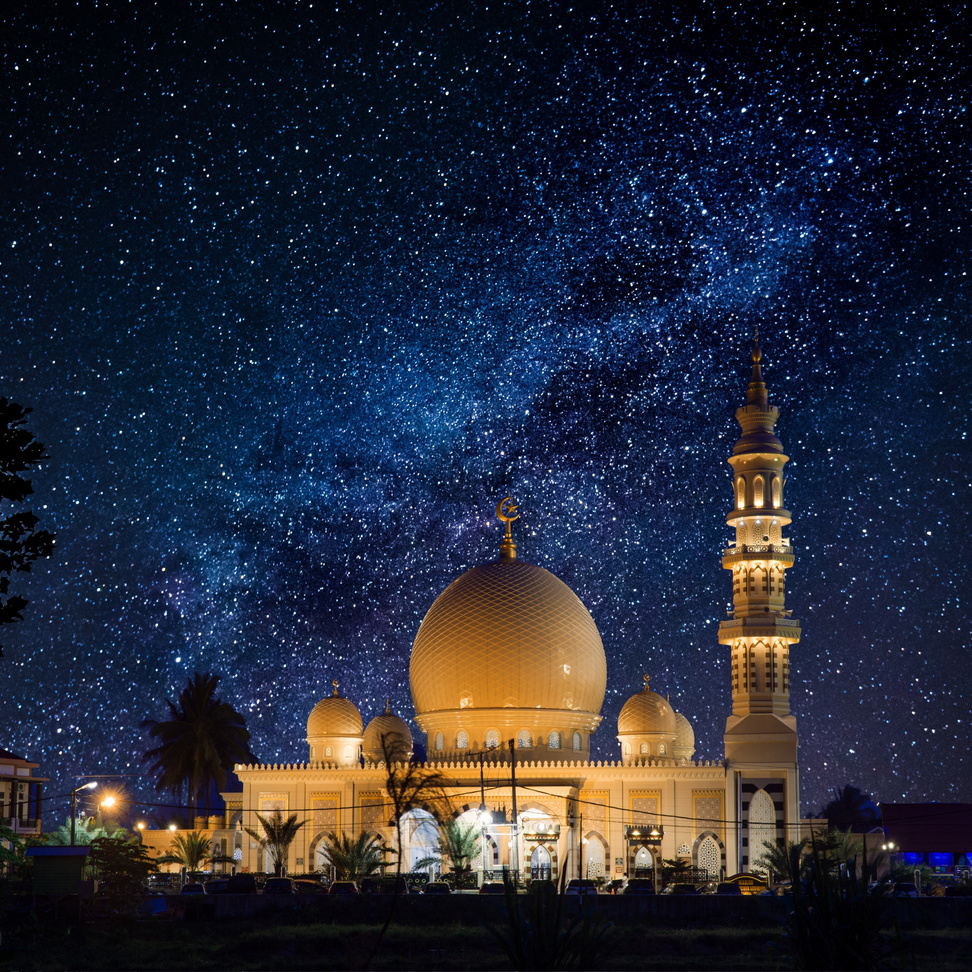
xmin=2 ymin=894 xmax=971 ymax=971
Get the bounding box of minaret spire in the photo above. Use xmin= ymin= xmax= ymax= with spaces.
xmin=719 ymin=337 xmax=802 ymax=872
xmin=719 ymin=340 xmax=801 ymax=719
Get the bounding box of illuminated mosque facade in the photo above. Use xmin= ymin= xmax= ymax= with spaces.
xmin=145 ymin=342 xmax=803 ymax=883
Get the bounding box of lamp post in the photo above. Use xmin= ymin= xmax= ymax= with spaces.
xmin=70 ymin=782 xmax=97 ymax=846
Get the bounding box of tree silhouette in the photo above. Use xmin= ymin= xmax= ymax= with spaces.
xmin=245 ymin=810 xmax=307 ymax=876
xmin=823 ymin=785 xmax=881 ymax=833
xmin=0 ymin=397 xmax=55 ymax=658
xmin=317 ymin=831 xmax=387 ymax=881
xmin=142 ymin=672 xmax=256 ymax=820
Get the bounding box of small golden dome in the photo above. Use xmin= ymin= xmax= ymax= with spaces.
xmin=410 ymin=559 xmax=606 ymax=718
xmin=617 ymin=681 xmax=677 ymax=736
xmin=363 ymin=703 xmax=414 ymax=763
xmin=674 ymin=711 xmax=696 ymax=757
xmin=307 ymin=689 xmax=363 ymax=739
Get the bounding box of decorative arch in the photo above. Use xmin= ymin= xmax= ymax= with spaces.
xmin=753 ymin=475 xmax=764 ymax=508
xmin=583 ymin=832 xmax=607 ymax=879
xmin=548 ymin=730 xmax=561 ymax=750
xmin=736 ymin=478 xmax=746 ymax=509
xmin=484 ymin=729 xmax=500 ymax=749
xmin=434 ymin=732 xmax=443 ymax=752
xmin=748 ymin=789 xmax=776 ymax=870
xmin=572 ymin=731 xmax=583 ymax=752
xmin=517 ymin=729 xmax=533 ymax=749
xmin=693 ymin=831 xmax=725 ymax=882
xmin=456 ymin=729 xmax=468 ymax=750
xmin=772 ymin=476 xmax=781 ymax=508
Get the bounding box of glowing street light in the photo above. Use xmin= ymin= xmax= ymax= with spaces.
xmin=70 ymin=782 xmax=97 ymax=846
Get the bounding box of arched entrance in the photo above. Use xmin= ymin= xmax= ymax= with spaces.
xmin=634 ymin=846 xmax=653 ymax=876
xmin=697 ymin=835 xmax=721 ymax=881
xmin=584 ymin=835 xmax=606 ymax=880
xmin=531 ymin=845 xmax=551 ymax=881
xmin=401 ymin=808 xmax=440 ymax=875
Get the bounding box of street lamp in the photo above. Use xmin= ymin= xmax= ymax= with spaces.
xmin=70 ymin=782 xmax=97 ymax=846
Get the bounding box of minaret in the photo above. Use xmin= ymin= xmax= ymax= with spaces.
xmin=719 ymin=337 xmax=801 ymax=867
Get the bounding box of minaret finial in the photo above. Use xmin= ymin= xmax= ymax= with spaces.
xmin=385 ymin=698 xmax=390 ymax=714
xmin=332 ymin=679 xmax=339 ymax=697
xmin=496 ymin=496 xmax=519 ymax=561
xmin=643 ymin=674 xmax=650 ymax=692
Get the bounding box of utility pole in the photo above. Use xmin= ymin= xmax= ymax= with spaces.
xmin=508 ymin=738 xmax=518 ymax=888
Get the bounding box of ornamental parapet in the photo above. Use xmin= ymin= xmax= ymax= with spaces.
xmin=718 ymin=616 xmax=802 ymax=642
xmin=721 ymin=544 xmax=794 ymax=567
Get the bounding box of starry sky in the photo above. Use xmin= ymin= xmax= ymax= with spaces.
xmin=2 ymin=2 xmax=969 ymax=825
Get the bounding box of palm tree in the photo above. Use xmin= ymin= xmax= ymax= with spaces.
xmin=244 ymin=810 xmax=307 ymax=876
xmin=413 ymin=819 xmax=481 ymax=879
xmin=823 ymin=785 xmax=881 ymax=833
xmin=142 ymin=672 xmax=256 ymax=820
xmin=155 ymin=830 xmax=232 ymax=878
xmin=317 ymin=831 xmax=387 ymax=881
xmin=365 ymin=733 xmax=450 ymax=968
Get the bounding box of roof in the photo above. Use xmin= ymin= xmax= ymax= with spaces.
xmin=0 ymin=747 xmax=28 ymax=761
xmin=881 ymin=803 xmax=972 ymax=853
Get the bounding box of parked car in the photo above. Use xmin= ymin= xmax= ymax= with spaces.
xmin=227 ymin=874 xmax=259 ymax=894
xmin=424 ymin=881 xmax=452 ymax=895
xmin=479 ymin=882 xmax=507 ymax=894
xmin=180 ymin=883 xmax=207 ymax=895
xmin=263 ymin=877 xmax=298 ymax=894
xmin=328 ymin=881 xmax=359 ymax=895
xmin=665 ymin=883 xmax=700 ymax=895
xmin=565 ymin=879 xmax=599 ymax=896
xmin=715 ymin=882 xmax=742 ymax=896
xmin=294 ymin=879 xmax=327 ymax=895
xmin=623 ymin=878 xmax=656 ymax=895
xmin=205 ymin=879 xmax=230 ymax=894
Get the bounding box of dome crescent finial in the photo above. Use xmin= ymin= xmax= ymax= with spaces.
xmin=332 ymin=679 xmax=339 ymax=697
xmin=496 ymin=496 xmax=519 ymax=561
xmin=643 ymin=674 xmax=650 ymax=693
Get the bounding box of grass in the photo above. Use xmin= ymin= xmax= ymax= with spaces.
xmin=2 ymin=903 xmax=971 ymax=970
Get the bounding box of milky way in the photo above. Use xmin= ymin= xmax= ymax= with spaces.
xmin=2 ymin=3 xmax=969 ymax=824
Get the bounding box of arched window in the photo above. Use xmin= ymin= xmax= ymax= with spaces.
xmin=624 ymin=743 xmax=631 ymax=755
xmin=517 ymin=730 xmax=532 ymax=749
xmin=434 ymin=732 xmax=443 ymax=751
xmin=753 ymin=475 xmax=764 ymax=508
xmin=736 ymin=478 xmax=746 ymax=510
xmin=572 ymin=731 xmax=582 ymax=752
xmin=658 ymin=743 xmax=667 ymax=755
xmin=485 ymin=729 xmax=500 ymax=749
xmin=639 ymin=742 xmax=649 ymax=756
xmin=324 ymin=745 xmax=333 ymax=759
xmin=584 ymin=838 xmax=605 ymax=879
xmin=749 ymin=789 xmax=776 ymax=870
xmin=772 ymin=477 xmax=781 ymax=508
xmin=548 ymin=731 xmax=561 ymax=750
xmin=343 ymin=745 xmax=353 ymax=762
xmin=456 ymin=730 xmax=468 ymax=750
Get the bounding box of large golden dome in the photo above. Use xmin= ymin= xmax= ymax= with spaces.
xmin=410 ymin=559 xmax=607 ymax=719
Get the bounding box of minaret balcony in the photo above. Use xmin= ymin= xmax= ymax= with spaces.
xmin=721 ymin=544 xmax=794 ymax=567
xmin=718 ymin=615 xmax=802 ymax=642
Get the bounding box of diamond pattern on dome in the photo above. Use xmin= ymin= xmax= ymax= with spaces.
xmin=307 ymin=695 xmax=363 ymax=737
xmin=410 ymin=560 xmax=607 ymax=716
xmin=617 ymin=690 xmax=677 ymax=736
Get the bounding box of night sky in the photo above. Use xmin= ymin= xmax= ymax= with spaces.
xmin=2 ymin=3 xmax=969 ymax=826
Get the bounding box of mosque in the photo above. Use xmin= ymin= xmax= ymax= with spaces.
xmin=144 ymin=341 xmax=803 ymax=884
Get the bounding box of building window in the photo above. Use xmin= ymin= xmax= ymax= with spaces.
xmin=434 ymin=732 xmax=443 ymax=751
xmin=639 ymin=742 xmax=649 ymax=756
xmin=736 ymin=478 xmax=745 ymax=510
xmin=456 ymin=730 xmax=468 ymax=750
xmin=572 ymin=732 xmax=582 ymax=752
xmin=658 ymin=743 xmax=666 ymax=756
xmin=517 ymin=730 xmax=532 ymax=749
xmin=772 ymin=477 xmax=781 ymax=508
xmin=548 ymin=731 xmax=561 ymax=750
xmin=485 ymin=729 xmax=500 ymax=749
xmin=754 ymin=475 xmax=764 ymax=508
xmin=324 ymin=745 xmax=333 ymax=759
xmin=343 ymin=745 xmax=353 ymax=762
